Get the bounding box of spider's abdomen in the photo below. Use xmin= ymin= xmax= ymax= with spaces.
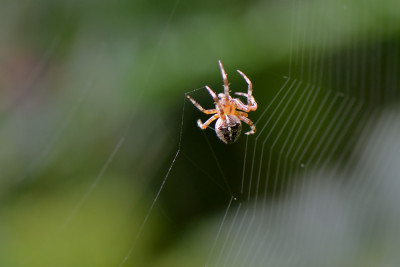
xmin=215 ymin=115 xmax=242 ymax=144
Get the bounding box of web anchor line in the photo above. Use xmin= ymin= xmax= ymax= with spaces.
xmin=119 ymin=93 xmax=186 ymax=266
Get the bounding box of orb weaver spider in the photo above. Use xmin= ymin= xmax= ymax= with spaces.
xmin=186 ymin=60 xmax=257 ymax=144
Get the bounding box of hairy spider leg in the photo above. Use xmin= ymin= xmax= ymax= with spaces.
xmin=205 ymin=85 xmax=225 ymax=116
xmin=233 ymin=98 xmax=254 ymax=112
xmin=185 ymin=94 xmax=217 ymax=114
xmin=237 ymin=70 xmax=257 ymax=111
xmin=218 ymin=60 xmax=230 ymax=97
xmin=197 ymin=114 xmax=219 ymax=129
xmin=238 ymin=115 xmax=256 ymax=135
xmin=236 ymin=111 xmax=255 ymax=134
xmin=234 ymin=92 xmax=257 ymax=111
xmin=235 ymin=111 xmax=249 ymax=117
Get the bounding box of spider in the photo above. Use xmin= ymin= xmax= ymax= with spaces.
xmin=186 ymin=60 xmax=257 ymax=144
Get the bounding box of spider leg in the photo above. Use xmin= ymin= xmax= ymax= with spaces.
xmin=197 ymin=114 xmax=219 ymax=129
xmin=239 ymin=115 xmax=256 ymax=135
xmin=237 ymin=70 xmax=257 ymax=111
xmin=235 ymin=92 xmax=257 ymax=111
xmin=237 ymin=70 xmax=252 ymax=97
xmin=186 ymin=94 xmax=217 ymax=114
xmin=235 ymin=110 xmax=248 ymax=117
xmin=218 ymin=60 xmax=230 ymax=96
xmin=204 ymin=85 xmax=218 ymax=101
xmin=233 ymin=98 xmax=252 ymax=112
xmin=234 ymin=92 xmax=248 ymax=97
xmin=205 ymin=86 xmax=225 ymax=115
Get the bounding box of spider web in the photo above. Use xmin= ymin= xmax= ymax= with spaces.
xmin=2 ymin=0 xmax=400 ymax=266
xmin=199 ymin=1 xmax=400 ymax=266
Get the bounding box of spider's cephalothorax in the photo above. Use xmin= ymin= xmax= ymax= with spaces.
xmin=186 ymin=60 xmax=257 ymax=144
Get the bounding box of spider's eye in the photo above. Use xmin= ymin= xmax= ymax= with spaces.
xmin=215 ymin=115 xmax=242 ymax=144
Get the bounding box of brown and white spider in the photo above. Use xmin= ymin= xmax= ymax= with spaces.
xmin=186 ymin=60 xmax=257 ymax=144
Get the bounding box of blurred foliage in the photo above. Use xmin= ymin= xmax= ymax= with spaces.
xmin=0 ymin=0 xmax=400 ymax=265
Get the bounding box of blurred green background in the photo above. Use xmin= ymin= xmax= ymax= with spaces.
xmin=1 ymin=0 xmax=400 ymax=266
